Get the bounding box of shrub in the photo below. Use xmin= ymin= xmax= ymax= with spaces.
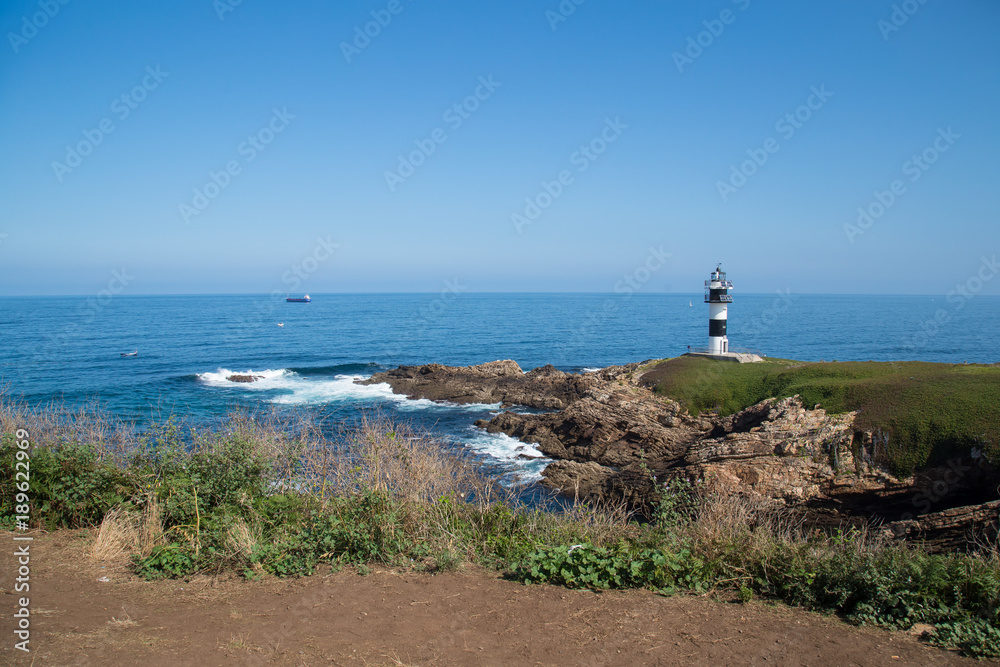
xmin=511 ymin=544 xmax=716 ymax=594
xmin=0 ymin=438 xmax=133 ymax=529
xmin=134 ymin=544 xmax=198 ymax=579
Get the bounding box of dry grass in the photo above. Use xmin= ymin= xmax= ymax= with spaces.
xmin=140 ymin=495 xmax=164 ymax=553
xmin=92 ymin=506 xmax=142 ymax=565
xmin=0 ymin=389 xmax=136 ymax=465
xmin=108 ymin=613 xmax=138 ymax=628
xmin=366 ymin=653 xmax=419 ymax=667
xmin=92 ymin=498 xmax=165 ymax=565
xmin=690 ymin=490 xmax=800 ymax=546
xmin=222 ymin=632 xmax=262 ymax=653
xmin=224 ymin=517 xmax=260 ymax=563
xmin=552 ymin=496 xmax=639 ymax=547
xmin=302 ymin=413 xmax=502 ymax=508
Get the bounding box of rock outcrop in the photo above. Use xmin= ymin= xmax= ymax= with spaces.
xmin=359 ymin=360 xmax=605 ymax=410
xmin=227 ymin=374 xmax=263 ymax=383
xmin=357 ymin=360 xmax=1000 ymax=549
xmin=880 ymin=500 xmax=1000 ymax=551
xmin=676 ymin=397 xmax=884 ymax=505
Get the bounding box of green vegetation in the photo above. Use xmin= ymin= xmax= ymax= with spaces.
xmin=510 ymin=536 xmax=1000 ymax=658
xmin=641 ymin=356 xmax=1000 ymax=475
xmin=1 ymin=397 xmax=998 ymax=658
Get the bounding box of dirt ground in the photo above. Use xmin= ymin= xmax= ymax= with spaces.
xmin=0 ymin=530 xmax=989 ymax=666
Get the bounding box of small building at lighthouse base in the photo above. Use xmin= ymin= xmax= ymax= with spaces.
xmin=683 ymin=348 xmax=763 ymax=363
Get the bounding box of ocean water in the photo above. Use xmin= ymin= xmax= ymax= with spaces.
xmin=2 ymin=293 xmax=998 ymax=492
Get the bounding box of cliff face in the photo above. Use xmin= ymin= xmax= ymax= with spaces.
xmin=360 ymin=360 xmax=1000 ymax=549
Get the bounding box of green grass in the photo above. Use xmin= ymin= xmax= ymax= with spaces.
xmin=640 ymin=357 xmax=1000 ymax=475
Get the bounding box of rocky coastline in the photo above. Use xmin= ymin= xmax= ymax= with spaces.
xmin=359 ymin=359 xmax=1000 ymax=551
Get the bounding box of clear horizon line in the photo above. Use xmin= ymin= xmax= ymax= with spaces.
xmin=2 ymin=291 xmax=996 ymax=298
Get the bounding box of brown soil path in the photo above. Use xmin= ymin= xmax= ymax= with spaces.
xmin=0 ymin=530 xmax=986 ymax=666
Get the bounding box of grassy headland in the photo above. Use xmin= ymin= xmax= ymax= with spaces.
xmin=640 ymin=357 xmax=1000 ymax=476
xmin=1 ymin=396 xmax=998 ymax=657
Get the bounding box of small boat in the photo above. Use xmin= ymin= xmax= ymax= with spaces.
xmin=689 ymin=301 xmax=693 ymax=307
xmin=286 ymin=294 xmax=311 ymax=303
xmin=277 ymin=323 xmax=284 ymax=327
xmin=121 ymin=350 xmax=138 ymax=357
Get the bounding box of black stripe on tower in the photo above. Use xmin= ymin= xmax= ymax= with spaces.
xmin=709 ymin=288 xmax=728 ymax=301
xmin=709 ymin=319 xmax=727 ymax=337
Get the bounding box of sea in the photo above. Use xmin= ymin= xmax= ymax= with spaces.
xmin=2 ymin=293 xmax=998 ymax=498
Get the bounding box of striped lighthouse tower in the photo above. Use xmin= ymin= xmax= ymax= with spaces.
xmin=705 ymin=265 xmax=733 ymax=354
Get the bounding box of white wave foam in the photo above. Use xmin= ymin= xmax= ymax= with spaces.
xmin=581 ymin=367 xmax=602 ymax=373
xmin=459 ymin=428 xmax=550 ymax=483
xmin=196 ymin=368 xmax=396 ymax=404
xmin=270 ymin=375 xmax=427 ymax=406
xmin=196 ymin=368 xmax=291 ymax=387
xmin=435 ymin=400 xmax=503 ymax=412
xmin=197 ymin=368 xmax=501 ymax=411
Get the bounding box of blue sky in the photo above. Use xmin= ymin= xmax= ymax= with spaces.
xmin=1 ymin=0 xmax=997 ymax=295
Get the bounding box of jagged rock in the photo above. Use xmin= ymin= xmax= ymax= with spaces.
xmin=476 ymin=388 xmax=701 ymax=469
xmin=359 ymin=360 xmax=603 ymax=409
xmin=540 ymin=460 xmax=617 ymax=501
xmin=227 ymin=374 xmax=263 ymax=383
xmin=675 ymin=397 xmax=869 ymax=504
xmin=880 ymin=500 xmax=1000 ymax=552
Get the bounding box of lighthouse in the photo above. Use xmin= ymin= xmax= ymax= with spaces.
xmin=705 ymin=264 xmax=733 ymax=354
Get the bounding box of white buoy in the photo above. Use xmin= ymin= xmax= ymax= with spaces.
xmin=705 ymin=264 xmax=733 ymax=354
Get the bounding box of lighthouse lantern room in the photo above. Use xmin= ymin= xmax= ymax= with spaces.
xmin=705 ymin=265 xmax=733 ymax=354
